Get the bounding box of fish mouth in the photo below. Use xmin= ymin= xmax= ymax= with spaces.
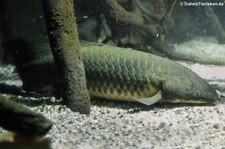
xmin=159 ymin=98 xmax=214 ymax=104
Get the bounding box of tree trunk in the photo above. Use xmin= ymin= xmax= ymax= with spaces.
xmin=42 ymin=0 xmax=90 ymax=114
xmin=203 ymin=6 xmax=225 ymax=44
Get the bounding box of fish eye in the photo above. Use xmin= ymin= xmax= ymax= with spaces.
xmin=194 ymin=90 xmax=201 ymax=97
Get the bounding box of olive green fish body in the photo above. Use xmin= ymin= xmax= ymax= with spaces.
xmin=5 ymin=39 xmax=218 ymax=105
xmin=81 ymin=42 xmax=218 ymax=103
xmin=81 ymin=42 xmax=160 ymax=102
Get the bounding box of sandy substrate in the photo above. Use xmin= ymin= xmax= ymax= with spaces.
xmin=173 ymin=37 xmax=225 ymax=65
xmin=33 ymin=101 xmax=225 ymax=149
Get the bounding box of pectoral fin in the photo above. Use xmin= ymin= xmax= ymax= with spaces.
xmin=134 ymin=91 xmax=162 ymax=105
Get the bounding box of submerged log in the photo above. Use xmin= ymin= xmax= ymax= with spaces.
xmin=0 ymin=95 xmax=52 ymax=136
xmin=203 ymin=6 xmax=225 ymax=44
xmin=42 ymin=0 xmax=90 ymax=114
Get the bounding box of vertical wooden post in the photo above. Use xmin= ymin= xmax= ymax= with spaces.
xmin=42 ymin=0 xmax=90 ymax=114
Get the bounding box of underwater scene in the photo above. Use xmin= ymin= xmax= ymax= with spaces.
xmin=0 ymin=0 xmax=225 ymax=148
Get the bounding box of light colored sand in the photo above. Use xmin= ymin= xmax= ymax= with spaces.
xmin=29 ymin=100 xmax=225 ymax=149
xmin=173 ymin=37 xmax=225 ymax=65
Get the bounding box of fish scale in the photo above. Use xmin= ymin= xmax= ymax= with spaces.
xmin=4 ymin=39 xmax=218 ymax=105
